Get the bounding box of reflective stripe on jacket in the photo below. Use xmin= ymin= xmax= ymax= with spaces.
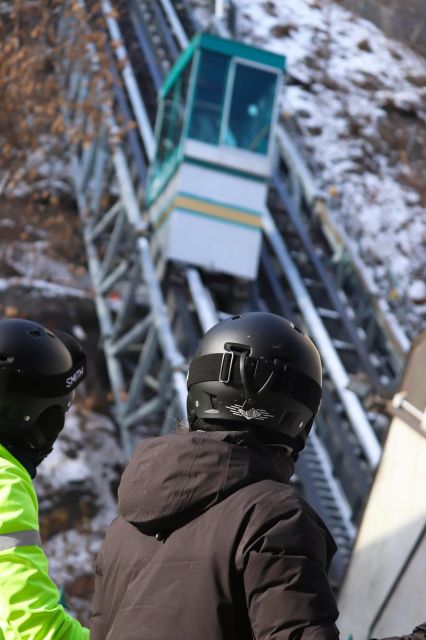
xmin=0 ymin=444 xmax=89 ymax=640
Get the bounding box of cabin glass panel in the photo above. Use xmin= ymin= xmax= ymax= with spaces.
xmin=156 ymin=67 xmax=190 ymax=167
xmin=155 ymin=100 xmax=181 ymax=168
xmin=225 ymin=64 xmax=277 ymax=154
xmin=188 ymin=50 xmax=229 ymax=145
xmin=150 ymin=62 xmax=191 ymax=195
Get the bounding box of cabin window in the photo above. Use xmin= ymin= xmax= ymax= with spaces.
xmin=156 ymin=66 xmax=190 ymax=168
xmin=225 ymin=64 xmax=276 ymax=154
xmin=188 ymin=51 xmax=229 ymax=145
xmin=148 ymin=60 xmax=192 ymax=200
xmin=156 ymin=99 xmax=182 ymax=168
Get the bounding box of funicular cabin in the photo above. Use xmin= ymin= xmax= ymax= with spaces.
xmin=146 ymin=33 xmax=285 ymax=280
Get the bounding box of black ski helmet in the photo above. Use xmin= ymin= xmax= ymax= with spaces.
xmin=0 ymin=318 xmax=87 ymax=449
xmin=187 ymin=313 xmax=322 ymax=449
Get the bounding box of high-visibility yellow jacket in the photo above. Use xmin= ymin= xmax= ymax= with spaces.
xmin=0 ymin=444 xmax=90 ymax=639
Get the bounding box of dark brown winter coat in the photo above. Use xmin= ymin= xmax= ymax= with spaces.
xmin=90 ymin=430 xmax=340 ymax=640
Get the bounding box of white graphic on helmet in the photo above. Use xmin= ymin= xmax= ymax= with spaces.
xmin=65 ymin=366 xmax=85 ymax=388
xmin=226 ymin=404 xmax=274 ymax=421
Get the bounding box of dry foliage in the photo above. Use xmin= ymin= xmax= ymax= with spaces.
xmin=0 ymin=0 xmax=116 ymax=200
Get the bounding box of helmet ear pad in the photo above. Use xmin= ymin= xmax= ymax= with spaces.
xmin=0 ymin=389 xmax=73 ymax=446
xmin=25 ymin=406 xmax=66 ymax=449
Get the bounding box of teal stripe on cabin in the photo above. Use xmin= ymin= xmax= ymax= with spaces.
xmin=160 ymin=32 xmax=286 ymax=99
xmin=178 ymin=191 xmax=263 ymax=218
xmin=152 ymin=192 xmax=263 ymax=232
xmin=183 ymin=156 xmax=267 ymax=183
xmin=199 ymin=33 xmax=286 ymax=71
xmin=175 ymin=207 xmax=261 ymax=231
xmin=160 ymin=37 xmax=198 ymax=98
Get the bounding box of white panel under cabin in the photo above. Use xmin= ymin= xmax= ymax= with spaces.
xmin=149 ymin=171 xmax=180 ymax=227
xmin=180 ymin=162 xmax=267 ymax=213
xmin=166 ymin=209 xmax=262 ymax=280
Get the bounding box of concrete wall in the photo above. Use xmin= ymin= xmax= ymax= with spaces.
xmin=338 ymin=333 xmax=426 ymax=639
xmin=374 ymin=532 xmax=426 ymax=638
xmin=336 ymin=0 xmax=426 ymax=57
xmin=338 ymin=418 xmax=426 ymax=638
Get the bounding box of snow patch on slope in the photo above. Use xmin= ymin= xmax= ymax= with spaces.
xmin=193 ymin=0 xmax=426 ymax=336
xmin=238 ymin=0 xmax=426 ymax=335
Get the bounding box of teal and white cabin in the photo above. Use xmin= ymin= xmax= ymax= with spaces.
xmin=146 ymin=33 xmax=286 ymax=280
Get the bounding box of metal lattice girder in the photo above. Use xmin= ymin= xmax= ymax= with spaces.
xmin=59 ymin=50 xmax=187 ymax=457
xmin=58 ymin=1 xmax=365 ymax=571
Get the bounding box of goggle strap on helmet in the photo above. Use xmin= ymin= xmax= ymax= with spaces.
xmin=0 ymin=360 xmax=86 ymax=397
xmin=187 ymin=353 xmax=321 ymax=415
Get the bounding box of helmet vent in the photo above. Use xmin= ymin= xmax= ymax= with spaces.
xmin=0 ymin=354 xmax=14 ymax=363
xmin=28 ymin=329 xmax=44 ymax=338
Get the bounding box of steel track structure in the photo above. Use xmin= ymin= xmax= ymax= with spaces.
xmin=122 ymin=0 xmax=409 ymax=377
xmin=59 ymin=0 xmax=409 ymax=582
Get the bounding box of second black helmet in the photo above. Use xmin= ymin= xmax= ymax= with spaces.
xmin=0 ymin=318 xmax=87 ymax=450
xmin=187 ymin=313 xmax=322 ymax=449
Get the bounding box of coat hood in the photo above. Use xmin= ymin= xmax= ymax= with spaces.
xmin=118 ymin=430 xmax=294 ymax=536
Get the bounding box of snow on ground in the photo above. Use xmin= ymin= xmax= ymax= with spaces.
xmin=192 ymin=0 xmax=426 ymax=337
xmin=0 ymin=234 xmax=92 ymax=299
xmin=0 ymin=199 xmax=92 ymax=299
xmin=243 ymin=0 xmax=426 ymax=335
xmin=0 ymin=136 xmax=73 ymax=200
xmin=0 ymin=276 xmax=91 ymax=298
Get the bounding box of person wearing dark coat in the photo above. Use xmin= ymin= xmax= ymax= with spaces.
xmin=90 ymin=313 xmax=426 ymax=640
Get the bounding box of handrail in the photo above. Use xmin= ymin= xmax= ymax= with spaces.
xmin=262 ymin=208 xmax=382 ymax=468
xmin=158 ymin=0 xmax=189 ymax=50
xmin=101 ymin=0 xmax=156 ymax=161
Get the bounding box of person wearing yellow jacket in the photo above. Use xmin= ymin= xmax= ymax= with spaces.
xmin=0 ymin=318 xmax=89 ymax=639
